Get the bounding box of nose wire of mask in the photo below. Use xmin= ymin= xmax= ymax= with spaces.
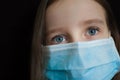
xmin=42 ymin=37 xmax=120 ymax=80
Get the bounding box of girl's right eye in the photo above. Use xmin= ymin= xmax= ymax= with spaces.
xmin=51 ymin=35 xmax=67 ymax=44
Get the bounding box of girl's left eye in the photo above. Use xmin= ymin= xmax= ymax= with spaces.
xmin=87 ymin=27 xmax=99 ymax=36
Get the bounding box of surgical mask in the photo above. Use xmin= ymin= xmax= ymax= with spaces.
xmin=42 ymin=37 xmax=120 ymax=80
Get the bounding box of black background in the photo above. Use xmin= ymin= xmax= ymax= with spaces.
xmin=1 ymin=0 xmax=120 ymax=80
xmin=1 ymin=0 xmax=40 ymax=80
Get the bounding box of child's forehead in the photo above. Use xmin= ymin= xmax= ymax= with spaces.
xmin=47 ymin=0 xmax=99 ymax=9
xmin=45 ymin=0 xmax=106 ymax=28
xmin=46 ymin=0 xmax=105 ymax=18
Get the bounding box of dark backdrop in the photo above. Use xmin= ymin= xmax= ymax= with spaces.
xmin=109 ymin=0 xmax=120 ymax=30
xmin=1 ymin=0 xmax=40 ymax=80
xmin=1 ymin=0 xmax=120 ymax=80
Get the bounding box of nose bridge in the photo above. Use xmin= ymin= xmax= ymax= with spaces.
xmin=71 ymin=35 xmax=84 ymax=43
xmin=69 ymin=28 xmax=84 ymax=43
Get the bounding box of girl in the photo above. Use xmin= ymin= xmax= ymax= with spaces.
xmin=31 ymin=0 xmax=120 ymax=80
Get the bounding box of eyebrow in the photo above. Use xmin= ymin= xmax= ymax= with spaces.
xmin=46 ymin=28 xmax=65 ymax=35
xmin=83 ymin=19 xmax=105 ymax=25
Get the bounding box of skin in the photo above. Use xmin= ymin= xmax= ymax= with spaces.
xmin=45 ymin=0 xmax=110 ymax=45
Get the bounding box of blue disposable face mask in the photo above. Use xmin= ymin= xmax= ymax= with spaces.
xmin=42 ymin=37 xmax=120 ymax=80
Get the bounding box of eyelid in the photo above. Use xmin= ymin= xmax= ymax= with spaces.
xmin=46 ymin=34 xmax=69 ymax=45
xmin=87 ymin=26 xmax=101 ymax=31
xmin=46 ymin=33 xmax=62 ymax=42
xmin=52 ymin=34 xmax=66 ymax=41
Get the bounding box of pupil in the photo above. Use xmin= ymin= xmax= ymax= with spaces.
xmin=89 ymin=29 xmax=96 ymax=35
xmin=55 ymin=36 xmax=63 ymax=42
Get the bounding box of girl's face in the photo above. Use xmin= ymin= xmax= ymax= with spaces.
xmin=45 ymin=0 xmax=110 ymax=45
